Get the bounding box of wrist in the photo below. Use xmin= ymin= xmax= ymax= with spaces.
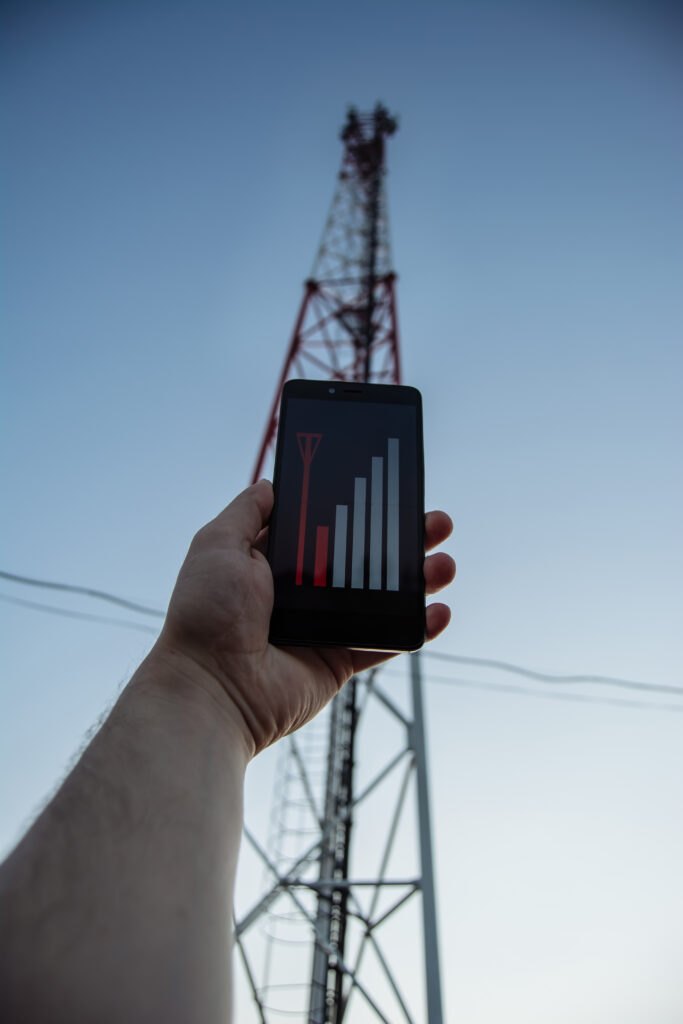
xmin=123 ymin=641 xmax=257 ymax=764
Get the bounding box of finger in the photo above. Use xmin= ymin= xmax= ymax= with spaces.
xmin=209 ymin=479 xmax=274 ymax=545
xmin=425 ymin=511 xmax=453 ymax=553
xmin=425 ymin=601 xmax=451 ymax=641
xmin=347 ymin=598 xmax=452 ymax=675
xmin=424 ymin=551 xmax=456 ymax=595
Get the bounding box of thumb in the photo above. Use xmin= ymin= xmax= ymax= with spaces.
xmin=219 ymin=479 xmax=274 ymax=545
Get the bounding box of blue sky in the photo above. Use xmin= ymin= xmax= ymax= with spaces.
xmin=2 ymin=2 xmax=682 ymax=1021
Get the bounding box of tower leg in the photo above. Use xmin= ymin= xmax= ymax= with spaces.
xmin=410 ymin=653 xmax=444 ymax=1024
xmin=308 ymin=692 xmax=340 ymax=1024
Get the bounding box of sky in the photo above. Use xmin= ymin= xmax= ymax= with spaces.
xmin=1 ymin=1 xmax=682 ymax=1021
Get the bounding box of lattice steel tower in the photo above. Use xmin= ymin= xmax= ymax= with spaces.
xmin=236 ymin=105 xmax=443 ymax=1024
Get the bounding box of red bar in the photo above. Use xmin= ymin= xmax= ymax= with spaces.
xmin=295 ymin=432 xmax=322 ymax=586
xmin=313 ymin=526 xmax=329 ymax=587
xmin=295 ymin=448 xmax=311 ymax=586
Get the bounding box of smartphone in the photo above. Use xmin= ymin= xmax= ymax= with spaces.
xmin=267 ymin=379 xmax=425 ymax=651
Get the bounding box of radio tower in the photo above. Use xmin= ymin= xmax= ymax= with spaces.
xmin=237 ymin=105 xmax=444 ymax=1023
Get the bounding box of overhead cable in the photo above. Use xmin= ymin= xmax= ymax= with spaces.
xmin=380 ymin=666 xmax=683 ymax=715
xmin=422 ymin=651 xmax=683 ymax=697
xmin=422 ymin=671 xmax=683 ymax=714
xmin=0 ymin=570 xmax=165 ymax=618
xmin=3 ymin=570 xmax=679 ymax=703
xmin=0 ymin=594 xmax=159 ymax=635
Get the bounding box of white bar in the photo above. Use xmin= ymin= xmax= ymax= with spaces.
xmin=333 ymin=505 xmax=348 ymax=588
xmin=351 ymin=478 xmax=366 ymax=589
xmin=369 ymin=456 xmax=383 ymax=590
xmin=386 ymin=438 xmax=399 ymax=591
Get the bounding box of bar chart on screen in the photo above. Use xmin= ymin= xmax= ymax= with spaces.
xmin=295 ymin=432 xmax=400 ymax=591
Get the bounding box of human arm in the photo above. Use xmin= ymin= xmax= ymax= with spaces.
xmin=0 ymin=480 xmax=455 ymax=1024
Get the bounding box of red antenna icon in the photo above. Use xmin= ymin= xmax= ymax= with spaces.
xmin=295 ymin=432 xmax=322 ymax=585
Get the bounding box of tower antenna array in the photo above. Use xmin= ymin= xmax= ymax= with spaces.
xmin=252 ymin=104 xmax=400 ymax=484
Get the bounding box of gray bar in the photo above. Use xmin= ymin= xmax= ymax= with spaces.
xmin=351 ymin=478 xmax=366 ymax=589
xmin=386 ymin=438 xmax=399 ymax=591
xmin=369 ymin=457 xmax=383 ymax=590
xmin=333 ymin=505 xmax=348 ymax=588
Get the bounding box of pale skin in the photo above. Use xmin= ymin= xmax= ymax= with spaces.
xmin=0 ymin=479 xmax=455 ymax=1024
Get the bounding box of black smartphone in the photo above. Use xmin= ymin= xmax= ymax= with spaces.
xmin=267 ymin=379 xmax=425 ymax=651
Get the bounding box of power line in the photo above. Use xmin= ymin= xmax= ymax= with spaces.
xmin=431 ymin=674 xmax=683 ymax=714
xmin=0 ymin=570 xmax=165 ymax=618
xmin=3 ymin=568 xmax=680 ymax=703
xmin=0 ymin=594 xmax=160 ymax=635
xmin=3 ymin=589 xmax=680 ymax=718
xmin=422 ymin=650 xmax=683 ymax=697
xmin=380 ymin=666 xmax=683 ymax=714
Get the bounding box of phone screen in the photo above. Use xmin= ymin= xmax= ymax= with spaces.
xmin=267 ymin=380 xmax=425 ymax=651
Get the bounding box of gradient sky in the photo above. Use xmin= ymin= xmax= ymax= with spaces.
xmin=2 ymin=3 xmax=682 ymax=1021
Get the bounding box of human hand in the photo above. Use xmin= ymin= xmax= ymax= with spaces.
xmin=155 ymin=480 xmax=455 ymax=757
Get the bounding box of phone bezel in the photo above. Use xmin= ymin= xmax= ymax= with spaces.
xmin=267 ymin=379 xmax=426 ymax=652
